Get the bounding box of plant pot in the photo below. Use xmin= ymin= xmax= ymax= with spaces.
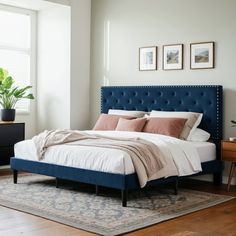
xmin=1 ymin=109 xmax=16 ymax=121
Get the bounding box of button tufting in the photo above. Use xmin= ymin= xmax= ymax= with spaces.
xmin=101 ymin=86 xmax=223 ymax=141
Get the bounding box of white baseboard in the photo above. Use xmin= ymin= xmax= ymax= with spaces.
xmin=191 ymin=174 xmax=236 ymax=186
xmin=0 ymin=165 xmax=10 ymax=170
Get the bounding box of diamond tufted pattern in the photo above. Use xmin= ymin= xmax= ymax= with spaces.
xmin=101 ymin=85 xmax=223 ymax=140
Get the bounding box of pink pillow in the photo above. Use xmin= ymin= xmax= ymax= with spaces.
xmin=93 ymin=114 xmax=134 ymax=130
xmin=142 ymin=117 xmax=187 ymax=138
xmin=116 ymin=118 xmax=147 ymax=132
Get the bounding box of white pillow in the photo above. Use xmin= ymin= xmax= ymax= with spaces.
xmin=108 ymin=109 xmax=146 ymax=118
xmin=187 ymin=128 xmax=210 ymax=142
xmin=150 ymin=110 xmax=203 ymax=140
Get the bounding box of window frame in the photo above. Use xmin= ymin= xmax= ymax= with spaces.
xmin=0 ymin=4 xmax=36 ymax=114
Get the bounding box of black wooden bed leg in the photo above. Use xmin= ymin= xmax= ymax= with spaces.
xmin=95 ymin=185 xmax=99 ymax=196
xmin=213 ymin=172 xmax=222 ymax=185
xmin=121 ymin=190 xmax=127 ymax=207
xmin=56 ymin=178 xmax=59 ymax=188
xmin=13 ymin=170 xmax=18 ymax=184
xmin=174 ymin=178 xmax=179 ymax=195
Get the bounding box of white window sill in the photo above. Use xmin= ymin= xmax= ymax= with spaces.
xmin=16 ymin=110 xmax=30 ymax=115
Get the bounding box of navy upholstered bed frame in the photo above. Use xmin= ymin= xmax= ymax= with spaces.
xmin=11 ymin=85 xmax=223 ymax=207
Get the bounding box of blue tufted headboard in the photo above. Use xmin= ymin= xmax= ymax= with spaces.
xmin=101 ymin=85 xmax=223 ymax=140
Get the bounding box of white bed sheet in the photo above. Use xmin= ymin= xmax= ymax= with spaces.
xmin=192 ymin=141 xmax=216 ymax=163
xmin=14 ymin=131 xmax=215 ymax=177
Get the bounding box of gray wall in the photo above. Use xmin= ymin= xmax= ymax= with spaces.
xmin=90 ymin=0 xmax=236 ymax=184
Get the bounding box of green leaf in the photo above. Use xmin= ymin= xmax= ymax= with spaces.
xmin=2 ymin=76 xmax=14 ymax=89
xmin=0 ymin=69 xmax=34 ymax=109
xmin=23 ymin=93 xmax=34 ymax=99
xmin=13 ymin=86 xmax=32 ymax=98
xmin=6 ymin=87 xmax=18 ymax=97
xmin=0 ymin=68 xmax=9 ymax=82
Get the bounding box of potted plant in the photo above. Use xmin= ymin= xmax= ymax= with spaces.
xmin=229 ymin=120 xmax=236 ymax=141
xmin=231 ymin=120 xmax=236 ymax=127
xmin=0 ymin=68 xmax=34 ymax=121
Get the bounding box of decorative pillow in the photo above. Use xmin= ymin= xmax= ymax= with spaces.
xmin=142 ymin=117 xmax=187 ymax=138
xmin=116 ymin=118 xmax=147 ymax=132
xmin=150 ymin=111 xmax=203 ymax=140
xmin=93 ymin=114 xmax=134 ymax=130
xmin=187 ymin=128 xmax=210 ymax=142
xmin=108 ymin=109 xmax=147 ymax=118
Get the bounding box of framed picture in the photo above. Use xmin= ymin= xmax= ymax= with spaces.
xmin=190 ymin=42 xmax=214 ymax=69
xmin=139 ymin=46 xmax=157 ymax=71
xmin=163 ymin=44 xmax=183 ymax=70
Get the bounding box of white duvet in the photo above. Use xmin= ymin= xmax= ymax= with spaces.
xmin=14 ymin=131 xmax=202 ymax=179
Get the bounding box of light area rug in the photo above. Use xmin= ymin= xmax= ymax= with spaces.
xmin=0 ymin=174 xmax=233 ymax=236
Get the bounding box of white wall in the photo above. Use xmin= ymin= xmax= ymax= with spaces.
xmin=46 ymin=0 xmax=70 ymax=6
xmin=90 ymin=0 xmax=236 ymax=135
xmin=15 ymin=110 xmax=36 ymax=139
xmin=90 ymin=0 xmax=236 ymax=184
xmin=37 ymin=4 xmax=71 ymax=131
xmin=70 ymin=0 xmax=91 ymax=130
xmin=37 ymin=0 xmax=91 ymax=132
xmin=0 ymin=0 xmax=70 ymax=11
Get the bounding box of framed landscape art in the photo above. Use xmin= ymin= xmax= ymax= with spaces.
xmin=139 ymin=46 xmax=157 ymax=71
xmin=163 ymin=44 xmax=183 ymax=70
xmin=190 ymin=42 xmax=214 ymax=69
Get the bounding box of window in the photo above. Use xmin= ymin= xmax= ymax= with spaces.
xmin=0 ymin=5 xmax=36 ymax=112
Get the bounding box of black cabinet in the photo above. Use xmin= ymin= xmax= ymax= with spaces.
xmin=0 ymin=123 xmax=25 ymax=165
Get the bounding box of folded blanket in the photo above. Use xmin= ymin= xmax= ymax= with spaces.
xmin=32 ymin=129 xmax=166 ymax=187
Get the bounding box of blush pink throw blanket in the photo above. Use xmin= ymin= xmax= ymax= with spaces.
xmin=32 ymin=130 xmax=165 ymax=187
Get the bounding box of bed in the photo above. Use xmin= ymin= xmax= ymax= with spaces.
xmin=11 ymin=85 xmax=223 ymax=207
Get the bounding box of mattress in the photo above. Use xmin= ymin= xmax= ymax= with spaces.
xmin=192 ymin=141 xmax=216 ymax=163
xmin=14 ymin=131 xmax=215 ymax=176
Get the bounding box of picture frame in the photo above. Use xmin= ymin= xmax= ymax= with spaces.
xmin=163 ymin=44 xmax=183 ymax=70
xmin=139 ymin=46 xmax=157 ymax=71
xmin=190 ymin=42 xmax=214 ymax=69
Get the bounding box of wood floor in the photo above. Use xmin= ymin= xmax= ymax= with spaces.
xmin=0 ymin=170 xmax=236 ymax=236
